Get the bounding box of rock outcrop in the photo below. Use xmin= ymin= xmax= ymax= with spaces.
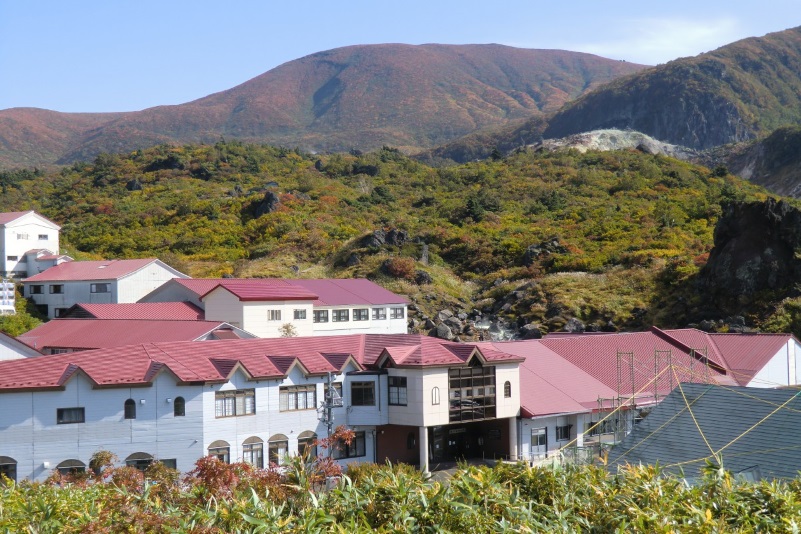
xmin=698 ymin=198 xmax=801 ymax=301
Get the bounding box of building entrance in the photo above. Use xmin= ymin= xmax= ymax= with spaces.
xmin=429 ymin=421 xmax=505 ymax=463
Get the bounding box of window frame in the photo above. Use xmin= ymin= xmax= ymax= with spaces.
xmin=503 ymin=381 xmax=511 ymax=398
xmin=242 ymin=437 xmax=264 ymax=468
xmin=293 ymin=309 xmax=307 ymax=320
xmin=350 ymin=381 xmax=376 ymax=406
xmin=279 ymin=384 xmax=317 ymax=411
xmin=372 ymin=307 xmax=387 ymax=320
xmin=332 ymin=309 xmax=349 ymax=322
xmin=390 ymin=307 xmax=405 ymax=319
xmin=124 ymin=398 xmax=136 ymax=419
xmin=29 ymin=285 xmax=43 ymax=295
xmin=49 ymin=284 xmax=64 ymax=294
xmin=214 ymin=389 xmax=256 ymax=418
xmin=332 ymin=431 xmax=366 ymax=459
xmin=38 ymin=234 xmax=49 ymax=240
xmin=313 ymin=310 xmax=329 ymax=323
xmin=353 ymin=308 xmax=369 ymax=321
xmin=173 ymin=396 xmax=185 ymax=417
xmin=6 ymin=255 xmax=18 ymax=261
xmin=90 ymin=283 xmax=110 ymax=293
xmin=57 ymin=407 xmax=85 ymax=424
xmin=268 ymin=434 xmax=289 ymax=465
xmin=268 ymin=309 xmax=282 ymax=321
xmin=388 ymin=376 xmax=408 ymax=406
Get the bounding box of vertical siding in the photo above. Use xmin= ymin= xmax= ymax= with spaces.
xmin=0 ymin=373 xmax=205 ymax=481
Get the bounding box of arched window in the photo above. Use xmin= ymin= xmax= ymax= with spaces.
xmin=56 ymin=459 xmax=86 ymax=475
xmin=125 ymin=452 xmax=153 ymax=471
xmin=242 ymin=436 xmax=264 ymax=468
xmin=268 ymin=434 xmax=288 ymax=465
xmin=504 ymin=381 xmax=511 ymax=398
xmin=297 ymin=431 xmax=318 ymax=459
xmin=208 ymin=440 xmax=230 ymax=463
xmin=173 ymin=396 xmax=185 ymax=417
xmin=124 ymin=399 xmax=136 ymax=419
xmin=432 ymin=386 xmax=440 ymax=405
xmin=0 ymin=456 xmax=17 ymax=484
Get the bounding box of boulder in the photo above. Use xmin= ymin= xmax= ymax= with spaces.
xmin=519 ymin=323 xmax=542 ymax=340
xmin=344 ymin=253 xmax=361 ymax=267
xmin=433 ymin=323 xmax=454 ymax=340
xmin=385 ymin=228 xmax=408 ymax=246
xmin=414 ymin=270 xmax=433 ymax=285
xmin=563 ymin=317 xmax=585 ymax=333
xmin=254 ymin=190 xmax=280 ymax=217
xmin=436 ymin=310 xmax=454 ymax=322
xmin=361 ymin=230 xmax=386 ymax=248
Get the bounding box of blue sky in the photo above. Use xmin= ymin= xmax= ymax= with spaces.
xmin=0 ymin=1 xmax=798 ymax=113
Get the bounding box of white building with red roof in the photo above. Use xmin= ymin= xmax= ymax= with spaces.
xmin=0 ymin=211 xmax=61 ymax=278
xmin=141 ymin=278 xmax=410 ymax=337
xmin=22 ymin=259 xmax=189 ymax=318
xmin=0 ymin=334 xmax=522 ymax=482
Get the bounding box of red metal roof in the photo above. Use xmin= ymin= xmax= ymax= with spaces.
xmin=0 ymin=211 xmax=32 ymax=224
xmin=17 ymin=319 xmax=238 ymax=350
xmin=23 ymin=259 xmax=159 ymax=282
xmin=288 ymin=279 xmax=410 ymax=306
xmin=0 ymin=334 xmax=522 ymax=390
xmin=173 ymin=278 xmax=408 ymax=306
xmin=539 ymin=331 xmax=736 ymax=396
xmin=480 ymin=341 xmax=617 ymax=418
xmin=202 ymin=280 xmax=319 ymax=301
xmin=69 ymin=302 xmax=204 ymax=320
xmin=705 ymin=333 xmax=791 ymax=386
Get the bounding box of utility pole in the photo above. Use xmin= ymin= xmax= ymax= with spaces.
xmin=318 ymin=372 xmax=343 ymax=456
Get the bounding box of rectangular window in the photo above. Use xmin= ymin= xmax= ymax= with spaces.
xmin=6 ymin=256 xmax=18 ymax=261
xmin=372 ymin=308 xmax=387 ymax=320
xmin=16 ymin=233 xmax=28 ymax=240
xmin=293 ymin=309 xmax=306 ymax=320
xmin=332 ymin=431 xmax=366 ymax=459
xmin=324 ymin=382 xmax=343 ymax=406
xmin=388 ymin=376 xmax=408 ymax=406
xmin=313 ymin=310 xmax=329 ymax=323
xmin=279 ymin=385 xmax=317 ymax=411
xmin=332 ymin=309 xmax=349 ymax=322
xmin=38 ymin=234 xmax=49 ymax=240
xmin=390 ymin=307 xmax=405 ymax=319
xmin=556 ymin=425 xmax=572 ymax=441
xmin=268 ymin=309 xmax=282 ymax=321
xmin=29 ymin=285 xmax=43 ymax=295
xmin=49 ymin=284 xmax=64 ymax=294
xmin=57 ymin=407 xmax=85 ymax=424
xmin=159 ymin=459 xmax=177 ymax=469
xmin=50 ymin=348 xmax=71 ymax=354
xmin=90 ymin=283 xmax=110 ymax=293
xmin=214 ymin=389 xmax=255 ymax=418
xmin=351 ymin=381 xmax=375 ymax=406
xmin=353 ymin=308 xmax=369 ymax=321
xmin=448 ymin=365 xmax=496 ymax=423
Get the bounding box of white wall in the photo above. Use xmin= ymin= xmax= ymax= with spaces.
xmin=311 ymin=306 xmax=408 ymax=336
xmin=1 ymin=214 xmax=59 ymax=277
xmin=0 ymin=335 xmax=40 ymax=360
xmin=138 ymin=282 xmax=203 ymax=308
xmin=749 ymin=340 xmax=794 ymax=388
xmin=520 ymin=413 xmax=588 ymax=461
xmin=117 ymin=262 xmax=188 ymax=303
xmin=0 ymin=372 xmax=205 ymax=481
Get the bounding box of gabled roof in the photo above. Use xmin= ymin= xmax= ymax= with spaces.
xmin=0 ymin=331 xmax=42 ymax=358
xmin=23 ymin=258 xmax=183 ymax=282
xmin=608 ymin=383 xmax=801 ymax=480
xmin=201 ymin=280 xmax=318 ymax=302
xmin=63 ymin=302 xmax=204 ymax=320
xmin=0 ymin=334 xmax=520 ymax=391
xmin=0 ymin=210 xmax=60 ymax=228
xmin=666 ymin=329 xmax=795 ymax=386
xmin=17 ymin=319 xmax=245 ymax=350
xmin=374 ymin=334 xmax=523 ymax=367
xmin=480 ymin=340 xmax=616 ymax=418
xmin=539 ymin=330 xmax=736 ymax=396
xmin=170 ymin=277 xmax=409 ymax=306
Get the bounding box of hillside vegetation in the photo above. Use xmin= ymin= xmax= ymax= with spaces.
xmin=2 ymin=141 xmax=785 ymax=334
xmin=2 ymin=456 xmax=801 ymax=532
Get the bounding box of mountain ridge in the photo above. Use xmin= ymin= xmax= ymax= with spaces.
xmin=0 ymin=44 xmax=647 ymax=168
